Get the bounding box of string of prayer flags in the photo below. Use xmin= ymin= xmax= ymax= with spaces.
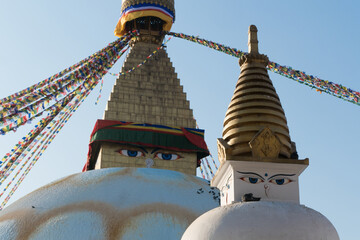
xmin=0 ymin=79 xmax=99 ymax=209
xmin=267 ymin=61 xmax=360 ymax=105
xmin=106 ymin=37 xmax=172 ymax=77
xmin=0 ymin=31 xmax=137 ymax=208
xmin=209 ymin=154 xmax=219 ymax=171
xmin=204 ymin=157 xmax=215 ymax=178
xmin=201 ymin=159 xmax=211 ymax=181
xmin=0 ymin=31 xmax=139 ymax=134
xmin=167 ymin=31 xmax=360 ymax=106
xmin=0 ymin=31 xmax=138 ymax=106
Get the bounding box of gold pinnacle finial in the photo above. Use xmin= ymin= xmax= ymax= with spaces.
xmin=240 ymin=25 xmax=267 ymax=66
xmin=248 ymin=25 xmax=259 ymax=54
xmin=219 ymin=25 xmax=296 ymax=163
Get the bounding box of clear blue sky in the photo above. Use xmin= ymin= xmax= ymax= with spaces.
xmin=1 ymin=1 xmax=359 ymax=239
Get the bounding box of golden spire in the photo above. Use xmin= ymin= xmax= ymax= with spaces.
xmin=218 ymin=25 xmax=294 ymax=162
xmin=248 ymin=25 xmax=259 ymax=54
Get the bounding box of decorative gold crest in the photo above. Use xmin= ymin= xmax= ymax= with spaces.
xmin=249 ymin=127 xmax=281 ymax=158
xmin=217 ymin=138 xmax=229 ymax=164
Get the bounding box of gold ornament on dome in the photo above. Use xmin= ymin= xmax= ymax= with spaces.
xmin=249 ymin=127 xmax=281 ymax=158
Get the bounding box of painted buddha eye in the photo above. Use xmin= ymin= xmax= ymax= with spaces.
xmin=118 ymin=150 xmax=144 ymax=157
xmin=240 ymin=177 xmax=264 ymax=184
xmin=155 ymin=153 xmax=181 ymax=160
xmin=269 ymin=178 xmax=292 ymax=185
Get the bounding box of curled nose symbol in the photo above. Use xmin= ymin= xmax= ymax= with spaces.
xmin=145 ymin=158 xmax=154 ymax=168
xmin=264 ymin=184 xmax=269 ymax=197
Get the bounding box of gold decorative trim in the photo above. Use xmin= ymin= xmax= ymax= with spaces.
xmin=121 ymin=0 xmax=175 ymax=14
xmin=227 ymin=156 xmax=309 ymax=165
xmin=239 ymin=52 xmax=269 ymax=66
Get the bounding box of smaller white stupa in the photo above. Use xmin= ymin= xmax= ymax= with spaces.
xmin=182 ymin=25 xmax=339 ymax=240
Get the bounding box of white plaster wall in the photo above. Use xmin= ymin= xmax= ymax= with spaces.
xmin=0 ymin=168 xmax=219 ymax=240
xmin=218 ymin=165 xmax=234 ymax=206
xmin=182 ymin=201 xmax=339 ymax=240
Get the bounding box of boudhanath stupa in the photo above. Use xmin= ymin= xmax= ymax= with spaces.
xmin=0 ymin=0 xmax=219 ymax=239
xmin=0 ymin=0 xmax=340 ymax=239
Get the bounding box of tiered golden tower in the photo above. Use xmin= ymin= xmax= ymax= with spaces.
xmin=218 ymin=25 xmax=298 ymax=162
xmin=86 ymin=0 xmax=208 ymax=175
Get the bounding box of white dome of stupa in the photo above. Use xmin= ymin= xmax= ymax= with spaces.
xmin=0 ymin=168 xmax=219 ymax=240
xmin=182 ymin=201 xmax=339 ymax=240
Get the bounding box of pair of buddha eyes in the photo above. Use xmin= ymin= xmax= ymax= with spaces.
xmin=240 ymin=177 xmax=292 ymax=185
xmin=238 ymin=172 xmax=295 ymax=186
xmin=118 ymin=149 xmax=182 ymax=160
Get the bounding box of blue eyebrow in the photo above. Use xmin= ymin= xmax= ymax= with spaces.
xmin=268 ymin=174 xmax=296 ymax=180
xmin=237 ymin=171 xmax=265 ymax=181
xmin=138 ymin=147 xmax=148 ymax=154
